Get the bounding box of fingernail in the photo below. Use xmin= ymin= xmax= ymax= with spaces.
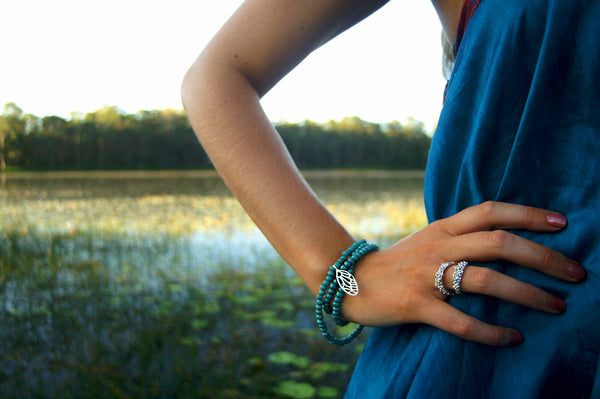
xmin=510 ymin=331 xmax=525 ymax=346
xmin=550 ymin=296 xmax=567 ymax=313
xmin=568 ymin=261 xmax=586 ymax=280
xmin=547 ymin=214 xmax=567 ymax=228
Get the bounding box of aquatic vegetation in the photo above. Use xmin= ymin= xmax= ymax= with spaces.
xmin=0 ymin=171 xmax=427 ymax=397
xmin=0 ymin=234 xmax=364 ymax=398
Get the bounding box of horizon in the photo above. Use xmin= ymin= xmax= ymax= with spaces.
xmin=1 ymin=1 xmax=445 ymax=130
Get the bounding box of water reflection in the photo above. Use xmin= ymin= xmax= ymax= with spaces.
xmin=1 ymin=170 xmax=427 ymax=264
xmin=0 ymin=170 xmax=428 ymax=396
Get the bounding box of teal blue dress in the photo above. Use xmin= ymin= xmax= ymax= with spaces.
xmin=345 ymin=0 xmax=600 ymax=397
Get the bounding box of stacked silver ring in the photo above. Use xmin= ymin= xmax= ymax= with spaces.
xmin=435 ymin=262 xmax=456 ymax=296
xmin=452 ymin=261 xmax=468 ymax=294
xmin=435 ymin=261 xmax=469 ymax=296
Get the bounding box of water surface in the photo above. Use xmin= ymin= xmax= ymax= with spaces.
xmin=0 ymin=170 xmax=428 ymax=397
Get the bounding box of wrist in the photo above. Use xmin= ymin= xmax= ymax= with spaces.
xmin=315 ymin=239 xmax=379 ymax=345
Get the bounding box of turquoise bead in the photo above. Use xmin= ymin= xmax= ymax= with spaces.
xmin=314 ymin=240 xmax=378 ymax=346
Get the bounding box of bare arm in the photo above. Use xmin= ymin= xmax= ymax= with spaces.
xmin=182 ymin=0 xmax=390 ymax=293
xmin=182 ymin=0 xmax=585 ymax=346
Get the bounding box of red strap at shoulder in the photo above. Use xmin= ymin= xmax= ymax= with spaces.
xmin=454 ymin=0 xmax=483 ymax=57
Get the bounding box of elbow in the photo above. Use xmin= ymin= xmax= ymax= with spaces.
xmin=181 ymin=56 xmax=221 ymax=116
xmin=180 ymin=59 xmax=258 ymax=146
xmin=180 ymin=63 xmax=202 ymax=115
xmin=181 ymin=58 xmax=264 ymax=123
xmin=180 ymin=61 xmax=219 ymax=146
xmin=182 ymin=56 xmax=268 ymax=116
xmin=180 ymin=61 xmax=247 ymax=116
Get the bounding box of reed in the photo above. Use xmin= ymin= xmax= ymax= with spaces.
xmin=0 ymin=172 xmax=427 ymax=397
xmin=0 ymin=230 xmax=372 ymax=398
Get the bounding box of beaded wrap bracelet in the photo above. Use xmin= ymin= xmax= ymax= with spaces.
xmin=315 ymin=239 xmax=379 ymax=345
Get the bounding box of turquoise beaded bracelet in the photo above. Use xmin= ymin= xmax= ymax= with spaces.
xmin=315 ymin=240 xmax=378 ymax=345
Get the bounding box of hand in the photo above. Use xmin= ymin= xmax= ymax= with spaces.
xmin=343 ymin=201 xmax=586 ymax=346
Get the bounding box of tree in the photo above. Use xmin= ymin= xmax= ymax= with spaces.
xmin=0 ymin=103 xmax=431 ymax=171
xmin=0 ymin=103 xmax=25 ymax=171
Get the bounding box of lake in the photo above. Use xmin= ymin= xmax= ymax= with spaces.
xmin=0 ymin=170 xmax=426 ymax=272
xmin=0 ymin=170 xmax=427 ymax=398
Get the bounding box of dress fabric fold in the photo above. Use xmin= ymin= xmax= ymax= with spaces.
xmin=345 ymin=0 xmax=600 ymax=397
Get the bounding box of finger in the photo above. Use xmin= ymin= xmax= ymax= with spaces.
xmin=439 ymin=201 xmax=567 ymax=236
xmin=443 ymin=230 xmax=585 ymax=282
xmin=423 ymin=301 xmax=524 ymax=346
xmin=442 ymin=265 xmax=567 ymax=314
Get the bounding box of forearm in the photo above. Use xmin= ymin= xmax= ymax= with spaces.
xmin=180 ymin=0 xmax=586 ymax=349
xmin=181 ymin=0 xmax=392 ymax=293
xmin=182 ymin=64 xmax=354 ymax=294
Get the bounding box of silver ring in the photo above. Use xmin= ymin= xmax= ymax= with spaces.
xmin=452 ymin=261 xmax=468 ymax=295
xmin=435 ymin=262 xmax=456 ymax=296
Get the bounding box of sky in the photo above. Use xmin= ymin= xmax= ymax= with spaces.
xmin=1 ymin=1 xmax=446 ymax=130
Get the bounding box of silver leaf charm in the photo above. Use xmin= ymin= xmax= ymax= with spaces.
xmin=335 ymin=266 xmax=359 ymax=296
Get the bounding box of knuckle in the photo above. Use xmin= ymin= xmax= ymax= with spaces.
xmin=524 ymin=206 xmax=537 ymax=225
xmin=477 ymin=201 xmax=499 ymax=220
xmin=470 ymin=268 xmax=494 ymax=291
xmin=488 ymin=328 xmax=506 ymax=346
xmin=484 ymin=230 xmax=511 ymax=251
xmin=429 ymin=219 xmax=446 ymax=234
xmin=450 ymin=318 xmax=475 ymax=339
xmin=522 ymin=285 xmax=539 ymax=304
xmin=394 ymin=292 xmax=426 ymax=323
xmin=399 ymin=291 xmax=421 ymax=312
xmin=537 ymin=245 xmax=557 ymax=266
xmin=430 ymin=218 xmax=456 ymax=237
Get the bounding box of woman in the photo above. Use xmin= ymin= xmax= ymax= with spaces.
xmin=181 ymin=0 xmax=599 ymax=397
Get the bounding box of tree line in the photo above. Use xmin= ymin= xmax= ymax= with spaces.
xmin=0 ymin=103 xmax=431 ymax=171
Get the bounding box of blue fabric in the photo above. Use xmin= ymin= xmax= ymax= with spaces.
xmin=345 ymin=0 xmax=600 ymax=397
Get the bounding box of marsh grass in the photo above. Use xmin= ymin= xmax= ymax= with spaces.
xmin=1 ymin=230 xmax=375 ymax=398
xmin=0 ymin=171 xmax=427 ymax=398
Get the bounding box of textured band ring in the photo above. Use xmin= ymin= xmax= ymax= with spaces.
xmin=452 ymin=261 xmax=468 ymax=295
xmin=435 ymin=261 xmax=456 ymax=296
